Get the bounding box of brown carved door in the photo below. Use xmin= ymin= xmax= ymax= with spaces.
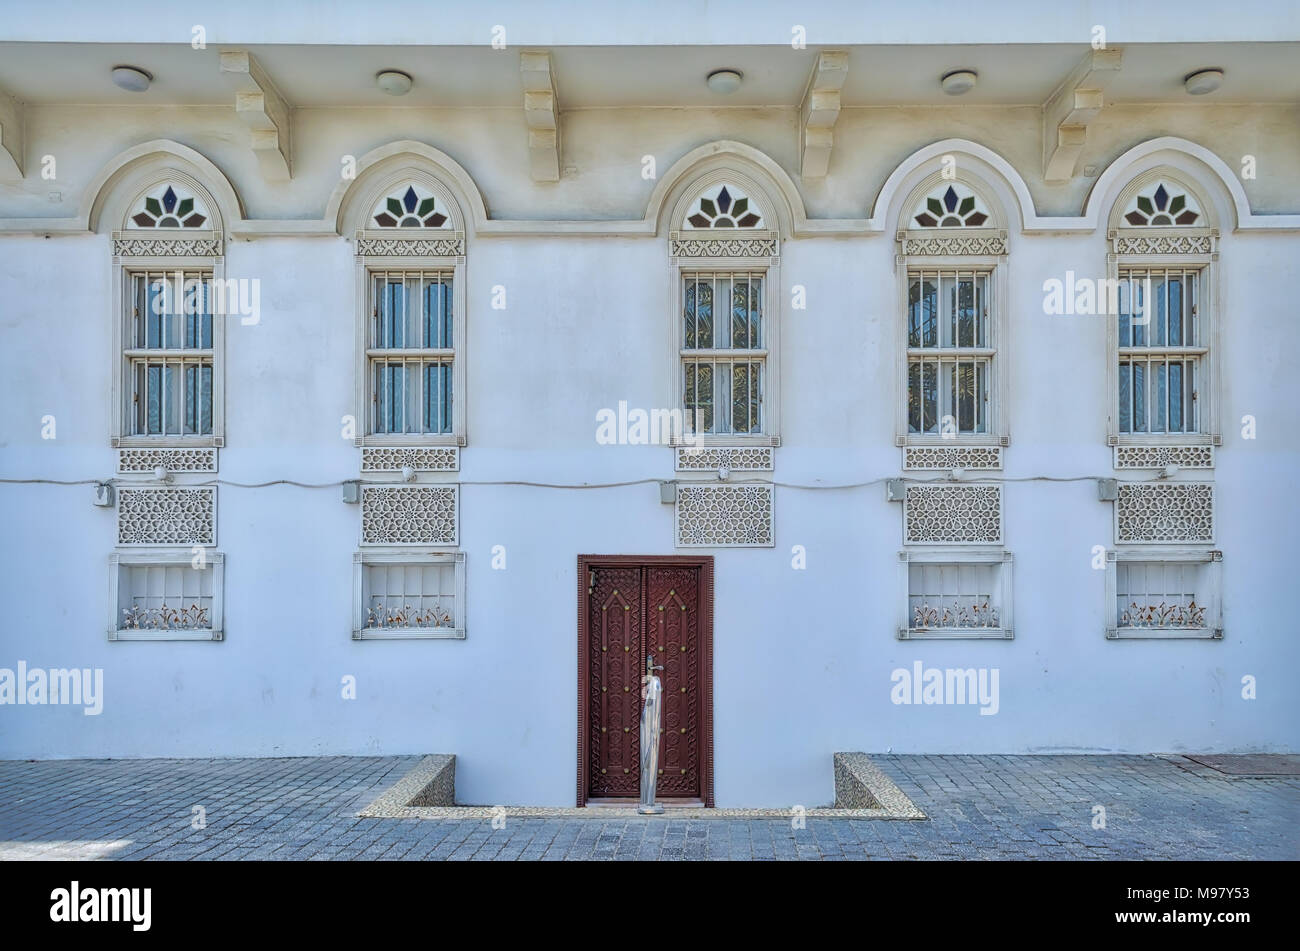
xmin=585 ymin=562 xmax=703 ymax=800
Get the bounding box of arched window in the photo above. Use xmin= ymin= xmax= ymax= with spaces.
xmin=669 ymin=177 xmax=781 ymax=445
xmin=1105 ymin=170 xmax=1220 ymax=454
xmin=110 ymin=175 xmax=226 ymax=450
xmin=895 ymin=174 xmax=1010 ymax=469
xmin=349 ymin=174 xmax=467 ymax=448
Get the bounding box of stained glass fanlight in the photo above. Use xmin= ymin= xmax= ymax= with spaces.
xmin=912 ymin=184 xmax=989 ymax=228
xmin=1122 ymin=182 xmax=1201 ymax=226
xmin=371 ymin=184 xmax=449 ymax=228
xmin=129 ymin=185 xmax=208 ymax=228
xmin=685 ymin=185 xmax=764 ymax=228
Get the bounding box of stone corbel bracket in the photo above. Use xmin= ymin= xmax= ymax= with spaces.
xmin=219 ymin=50 xmax=292 ymax=182
xmin=520 ymin=50 xmax=560 ymax=182
xmin=1042 ymin=48 xmax=1122 ymax=184
xmin=0 ymin=87 xmax=23 ymax=181
xmin=800 ymin=51 xmax=848 ymax=179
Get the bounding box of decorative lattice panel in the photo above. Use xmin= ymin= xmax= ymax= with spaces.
xmin=675 ymin=447 xmax=773 ymax=471
xmin=675 ymin=484 xmax=774 ymax=547
xmin=361 ymin=485 xmax=458 ymax=545
xmin=1115 ymin=483 xmax=1214 ymax=544
xmin=903 ymin=446 xmax=1002 ymax=471
xmin=1114 ymin=445 xmax=1214 ymax=470
xmin=113 ymin=234 xmax=222 ymax=257
xmin=117 ymin=487 xmax=216 ymax=546
xmin=355 ymin=234 xmax=464 ymax=257
xmin=117 ymin=448 xmax=217 ymax=473
xmin=904 ymin=484 xmax=1002 ymax=544
xmin=361 ymin=447 xmax=459 ymax=472
xmin=670 ymin=233 xmax=778 ymax=258
xmin=1112 ymin=233 xmax=1214 ymax=255
xmin=900 ymin=234 xmax=1007 ymax=256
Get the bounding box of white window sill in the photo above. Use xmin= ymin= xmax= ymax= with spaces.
xmin=110 ymin=628 xmax=223 ymax=642
xmin=898 ymin=434 xmax=1007 ymax=448
xmin=669 ymin=434 xmax=779 ymax=448
xmin=357 ymin=434 xmax=465 ymax=448
xmin=1107 ymin=626 xmax=1222 ymax=640
xmin=114 ymin=435 xmax=223 ymax=449
xmin=898 ymin=627 xmax=1013 ymax=641
xmin=352 ymin=627 xmax=465 ymax=640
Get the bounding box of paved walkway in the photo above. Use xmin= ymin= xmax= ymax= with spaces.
xmin=0 ymin=754 xmax=1295 ymax=860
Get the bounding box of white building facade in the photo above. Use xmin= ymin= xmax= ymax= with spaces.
xmin=1 ymin=2 xmax=1298 ymax=806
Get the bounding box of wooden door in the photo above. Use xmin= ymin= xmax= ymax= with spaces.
xmin=579 ymin=557 xmax=713 ymax=805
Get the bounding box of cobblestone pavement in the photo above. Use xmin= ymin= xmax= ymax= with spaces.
xmin=0 ymin=754 xmax=1294 ymax=860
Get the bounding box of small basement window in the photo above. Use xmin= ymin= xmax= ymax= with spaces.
xmin=109 ymin=550 xmax=224 ymax=641
xmin=353 ymin=550 xmax=465 ymax=639
xmin=898 ymin=550 xmax=1012 ymax=639
xmin=1106 ymin=551 xmax=1222 ymax=639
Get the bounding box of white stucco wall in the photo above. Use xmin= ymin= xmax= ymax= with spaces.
xmin=1 ymin=98 xmax=1297 ymax=807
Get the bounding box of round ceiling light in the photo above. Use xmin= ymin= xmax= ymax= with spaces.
xmin=376 ymin=70 xmax=413 ymax=96
xmin=111 ymin=66 xmax=153 ymax=93
xmin=1183 ymin=68 xmax=1223 ymax=95
xmin=940 ymin=69 xmax=978 ymax=96
xmin=706 ymin=69 xmax=743 ymax=95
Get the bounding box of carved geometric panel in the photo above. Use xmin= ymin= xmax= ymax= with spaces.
xmin=669 ymin=232 xmax=778 ymax=259
xmin=900 ymin=233 xmax=1007 ymax=256
xmin=361 ymin=485 xmax=458 ymax=546
xmin=1113 ymin=233 xmax=1213 ymax=255
xmin=675 ymin=446 xmax=773 ymax=472
xmin=904 ymin=484 xmax=1002 ymax=544
xmin=675 ymin=484 xmax=773 ymax=547
xmin=1114 ymin=445 xmax=1214 ymax=470
xmin=117 ymin=448 xmax=217 ymax=473
xmin=355 ymin=233 xmax=465 ymax=257
xmin=1115 ymin=482 xmax=1214 ymax=544
xmin=117 ymin=487 xmax=216 ymax=546
xmin=903 ymin=446 xmax=1002 ymax=471
xmin=361 ymin=447 xmax=459 ymax=472
xmin=113 ymin=233 xmax=223 ymax=257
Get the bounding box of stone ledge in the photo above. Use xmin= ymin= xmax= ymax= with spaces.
xmin=359 ymin=752 xmax=924 ymax=820
xmin=834 ymin=752 xmax=925 ymax=817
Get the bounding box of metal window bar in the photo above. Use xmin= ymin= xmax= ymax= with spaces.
xmin=369 ymin=270 xmax=454 ymax=435
xmin=907 ymin=270 xmax=992 ymax=435
xmin=681 ymin=271 xmax=765 ymax=434
xmin=1117 ymin=268 xmax=1203 ymax=434
xmin=128 ymin=272 xmax=214 ymax=436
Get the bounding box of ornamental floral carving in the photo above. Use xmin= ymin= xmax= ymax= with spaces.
xmin=113 ymin=235 xmax=222 ymax=257
xmin=1114 ymin=446 xmax=1213 ymax=470
xmin=117 ymin=448 xmax=217 ymax=473
xmin=361 ymin=447 xmax=459 ymax=472
xmin=904 ymin=484 xmax=1002 ymax=544
xmin=904 ymin=447 xmax=1002 ymax=471
xmin=670 ymin=234 xmax=778 ymax=258
xmin=675 ymin=447 xmax=773 ymax=471
xmin=900 ymin=234 xmax=1006 ymax=256
xmin=676 ymin=484 xmax=774 ymax=547
xmin=355 ymin=235 xmax=464 ymax=256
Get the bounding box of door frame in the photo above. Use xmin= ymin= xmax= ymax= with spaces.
xmin=577 ymin=554 xmax=714 ymax=808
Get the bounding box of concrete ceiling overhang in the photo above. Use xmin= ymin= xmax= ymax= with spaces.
xmin=0 ymin=41 xmax=1298 ymax=108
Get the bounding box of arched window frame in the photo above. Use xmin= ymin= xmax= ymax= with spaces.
xmin=667 ymin=171 xmax=782 ymax=448
xmin=1105 ymin=167 xmax=1221 ymax=456
xmin=348 ymin=172 xmax=468 ymax=449
xmin=109 ymin=171 xmax=227 ymax=450
xmin=894 ymin=173 xmax=1011 ymax=465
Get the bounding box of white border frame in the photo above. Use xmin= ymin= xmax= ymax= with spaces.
xmin=1104 ymin=548 xmax=1222 ymax=640
xmin=894 ymin=172 xmax=1011 ymax=451
xmin=897 ymin=548 xmax=1013 ymax=640
xmin=352 ymin=549 xmax=466 ymax=640
xmin=108 ymin=549 xmax=224 ymax=641
xmin=1105 ymin=168 xmax=1221 ymax=450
